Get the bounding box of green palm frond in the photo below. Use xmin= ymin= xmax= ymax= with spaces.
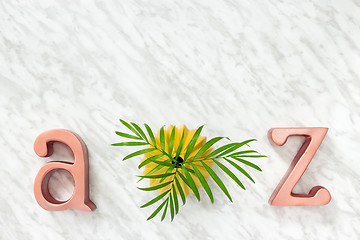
xmin=112 ymin=119 xmax=266 ymax=221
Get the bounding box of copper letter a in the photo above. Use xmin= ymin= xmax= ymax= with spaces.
xmin=34 ymin=129 xmax=96 ymax=211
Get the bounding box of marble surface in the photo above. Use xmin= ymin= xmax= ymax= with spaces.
xmin=1 ymin=0 xmax=360 ymax=239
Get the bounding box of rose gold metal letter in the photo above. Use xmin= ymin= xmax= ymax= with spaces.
xmin=34 ymin=129 xmax=96 ymax=211
xmin=268 ymin=128 xmax=331 ymax=206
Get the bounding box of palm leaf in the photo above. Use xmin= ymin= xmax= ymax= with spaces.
xmin=231 ymin=157 xmax=262 ymax=171
xmin=131 ymin=122 xmax=148 ymax=143
xmin=172 ymin=186 xmax=179 ymax=214
xmin=176 ymin=171 xmax=191 ymax=189
xmin=160 ymin=166 xmax=175 ymax=183
xmin=206 ymin=139 xmax=257 ymax=159
xmin=184 ymin=125 xmax=204 ymax=161
xmin=204 ymin=143 xmax=238 ymax=159
xmin=113 ymin=121 xmax=265 ymax=221
xmin=160 ymin=126 xmax=165 ymax=151
xmin=137 ymin=172 xmax=175 ymax=179
xmin=229 ymin=150 xmax=258 ymax=156
xmin=137 ymin=164 xmax=165 ymax=182
xmin=115 ymin=131 xmax=142 ymax=140
xmin=145 ymin=123 xmax=157 ymax=148
xmin=140 ymin=189 xmax=171 ymax=208
xmin=112 ymin=142 xmax=148 ymax=146
xmin=182 ymin=166 xmax=195 ymax=174
xmin=174 ymin=129 xmax=185 ymax=160
xmin=153 ymin=160 xmax=174 ymax=167
xmin=119 ymin=119 xmax=142 ymax=138
xmin=123 ymin=148 xmax=156 ymax=161
xmin=174 ymin=176 xmax=186 ymax=204
xmin=224 ymin=157 xmax=255 ymax=183
xmin=213 ymin=159 xmax=245 ymax=190
xmin=191 ymin=163 xmax=214 ymax=203
xmin=216 ymin=139 xmax=256 ymax=158
xmin=138 ymin=181 xmax=173 ymax=191
xmin=182 ymin=166 xmax=200 ymax=201
xmin=161 ymin=198 xmax=169 ymax=221
xmin=168 ymin=126 xmax=176 ymax=156
xmin=147 ymin=198 xmax=168 ymax=221
xmin=169 ymin=192 xmax=175 ymax=221
xmin=191 ymin=136 xmax=224 ymax=161
xmin=138 ymin=154 xmax=164 ymax=169
xmin=233 ymin=155 xmax=267 ymax=158
xmin=200 ymin=160 xmax=232 ymax=202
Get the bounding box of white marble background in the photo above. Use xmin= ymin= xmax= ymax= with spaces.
xmin=1 ymin=0 xmax=360 ymax=239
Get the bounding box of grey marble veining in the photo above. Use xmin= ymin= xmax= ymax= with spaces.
xmin=1 ymin=0 xmax=360 ymax=239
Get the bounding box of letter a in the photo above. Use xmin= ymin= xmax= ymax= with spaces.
xmin=33 ymin=129 xmax=96 ymax=211
xmin=268 ymin=128 xmax=331 ymax=206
